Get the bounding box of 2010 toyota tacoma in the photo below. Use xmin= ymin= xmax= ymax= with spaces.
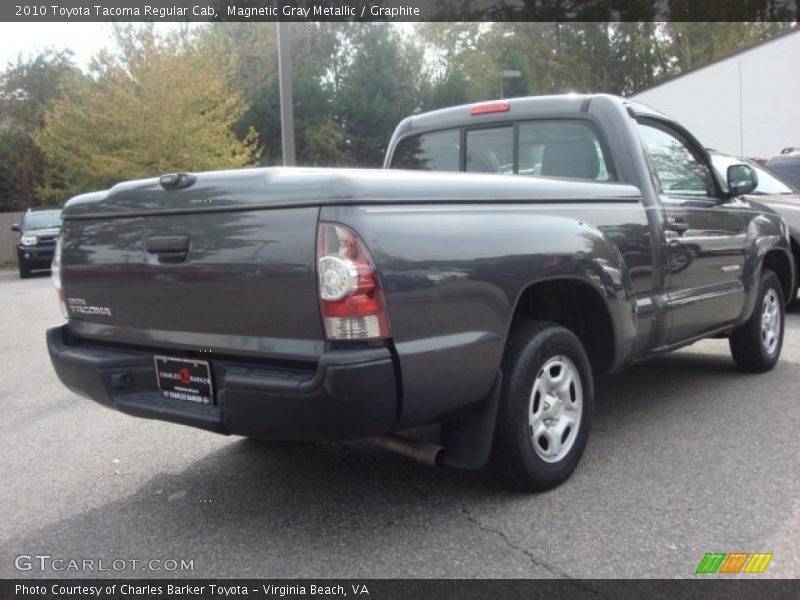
xmin=46 ymin=94 xmax=795 ymax=491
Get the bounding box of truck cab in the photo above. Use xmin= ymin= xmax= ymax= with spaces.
xmin=384 ymin=94 xmax=794 ymax=357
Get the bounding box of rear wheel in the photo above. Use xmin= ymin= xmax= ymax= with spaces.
xmin=492 ymin=321 xmax=593 ymax=492
xmin=729 ymin=269 xmax=784 ymax=372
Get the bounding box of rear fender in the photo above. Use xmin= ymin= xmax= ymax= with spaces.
xmin=505 ymin=221 xmax=637 ymax=373
xmin=324 ymin=205 xmax=638 ymax=428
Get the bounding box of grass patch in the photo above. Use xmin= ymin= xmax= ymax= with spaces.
xmin=0 ymin=260 xmax=18 ymax=270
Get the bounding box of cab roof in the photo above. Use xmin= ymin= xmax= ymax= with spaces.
xmin=391 ymin=94 xmax=669 ymax=141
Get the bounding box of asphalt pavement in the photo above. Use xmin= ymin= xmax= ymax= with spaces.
xmin=0 ymin=271 xmax=798 ymax=579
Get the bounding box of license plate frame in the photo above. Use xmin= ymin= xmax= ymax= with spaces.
xmin=153 ymin=355 xmax=214 ymax=405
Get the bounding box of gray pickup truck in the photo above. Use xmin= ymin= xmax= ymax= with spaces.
xmin=47 ymin=94 xmax=794 ymax=491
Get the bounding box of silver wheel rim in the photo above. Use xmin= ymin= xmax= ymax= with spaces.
xmin=528 ymin=355 xmax=583 ymax=463
xmin=761 ymin=289 xmax=781 ymax=355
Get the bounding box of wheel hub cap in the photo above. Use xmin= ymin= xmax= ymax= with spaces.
xmin=760 ymin=289 xmax=781 ymax=355
xmin=528 ymin=355 xmax=583 ymax=463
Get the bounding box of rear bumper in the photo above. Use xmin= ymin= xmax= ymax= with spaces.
xmin=46 ymin=325 xmax=398 ymax=441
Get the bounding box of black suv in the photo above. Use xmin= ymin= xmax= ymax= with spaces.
xmin=11 ymin=207 xmax=62 ymax=278
xmin=766 ymin=147 xmax=800 ymax=188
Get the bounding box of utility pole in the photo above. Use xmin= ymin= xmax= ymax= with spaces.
xmin=277 ymin=19 xmax=295 ymax=166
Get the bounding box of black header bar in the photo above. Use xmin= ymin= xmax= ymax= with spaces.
xmin=3 ymin=0 xmax=799 ymax=22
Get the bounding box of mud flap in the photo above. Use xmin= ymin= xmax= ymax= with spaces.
xmin=439 ymin=371 xmax=502 ymax=470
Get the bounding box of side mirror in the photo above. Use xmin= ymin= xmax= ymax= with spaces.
xmin=11 ymin=223 xmax=20 ymax=232
xmin=727 ymin=164 xmax=758 ymax=196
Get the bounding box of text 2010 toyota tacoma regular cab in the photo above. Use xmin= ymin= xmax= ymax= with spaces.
xmin=47 ymin=95 xmax=794 ymax=491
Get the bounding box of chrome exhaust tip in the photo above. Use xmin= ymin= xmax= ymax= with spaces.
xmin=373 ymin=434 xmax=443 ymax=467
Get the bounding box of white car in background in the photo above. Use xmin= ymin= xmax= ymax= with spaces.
xmin=711 ymin=151 xmax=800 ymax=304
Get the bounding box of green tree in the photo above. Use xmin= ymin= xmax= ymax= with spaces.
xmin=417 ymin=22 xmax=497 ymax=102
xmin=201 ymin=22 xmax=346 ymax=165
xmin=663 ymin=22 xmax=792 ymax=74
xmin=336 ymin=24 xmax=424 ymax=167
xmin=609 ymin=22 xmax=668 ymax=95
xmin=426 ymin=68 xmax=472 ymax=110
xmin=0 ymin=49 xmax=79 ymax=210
xmin=197 ymin=22 xmax=278 ymax=102
xmin=498 ymin=48 xmax=533 ymax=98
xmin=240 ymin=67 xmax=347 ymax=166
xmin=199 ymin=22 xmax=339 ymax=102
xmin=34 ymin=25 xmax=258 ymax=201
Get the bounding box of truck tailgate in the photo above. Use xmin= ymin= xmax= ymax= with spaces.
xmin=61 ymin=202 xmax=323 ymax=363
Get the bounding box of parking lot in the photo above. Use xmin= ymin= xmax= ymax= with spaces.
xmin=0 ymin=270 xmax=798 ymax=579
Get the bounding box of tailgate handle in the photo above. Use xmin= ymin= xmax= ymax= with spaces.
xmin=145 ymin=235 xmax=190 ymax=262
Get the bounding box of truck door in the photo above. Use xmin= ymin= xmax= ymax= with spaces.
xmin=637 ymin=120 xmax=748 ymax=345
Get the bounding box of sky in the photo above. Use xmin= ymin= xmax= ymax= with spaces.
xmin=0 ymin=22 xmax=416 ymax=72
xmin=0 ymin=22 xmax=206 ymax=71
xmin=0 ymin=23 xmax=119 ymax=70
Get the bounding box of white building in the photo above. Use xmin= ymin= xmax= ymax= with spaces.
xmin=632 ymin=28 xmax=800 ymax=159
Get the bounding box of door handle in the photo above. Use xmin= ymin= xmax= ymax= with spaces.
xmin=145 ymin=235 xmax=190 ymax=263
xmin=667 ymin=217 xmax=689 ymax=233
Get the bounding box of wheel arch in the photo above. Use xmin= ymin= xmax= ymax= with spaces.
xmin=507 ymin=277 xmax=617 ymax=377
xmin=762 ymin=247 xmax=794 ymax=304
xmin=788 ymin=234 xmax=800 ymax=299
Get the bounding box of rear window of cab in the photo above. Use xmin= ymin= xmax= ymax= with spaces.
xmin=390 ymin=119 xmax=612 ymax=181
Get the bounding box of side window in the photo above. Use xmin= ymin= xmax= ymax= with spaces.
xmin=518 ymin=121 xmax=612 ymax=181
xmin=390 ymin=129 xmax=460 ymax=171
xmin=465 ymin=126 xmax=514 ymax=174
xmin=637 ymin=122 xmax=714 ymax=197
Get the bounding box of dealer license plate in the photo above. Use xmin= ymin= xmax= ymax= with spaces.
xmin=154 ymin=355 xmax=214 ymax=405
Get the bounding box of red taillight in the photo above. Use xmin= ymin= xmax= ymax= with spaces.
xmin=469 ymin=101 xmax=510 ymax=116
xmin=316 ymin=223 xmax=390 ymax=340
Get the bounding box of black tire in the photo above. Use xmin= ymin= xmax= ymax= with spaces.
xmin=492 ymin=321 xmax=593 ymax=492
xmin=729 ymin=269 xmax=785 ymax=373
xmin=18 ymin=262 xmax=31 ymax=279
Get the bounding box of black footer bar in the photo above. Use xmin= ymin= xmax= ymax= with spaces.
xmin=2 ymin=579 xmax=799 ymax=600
